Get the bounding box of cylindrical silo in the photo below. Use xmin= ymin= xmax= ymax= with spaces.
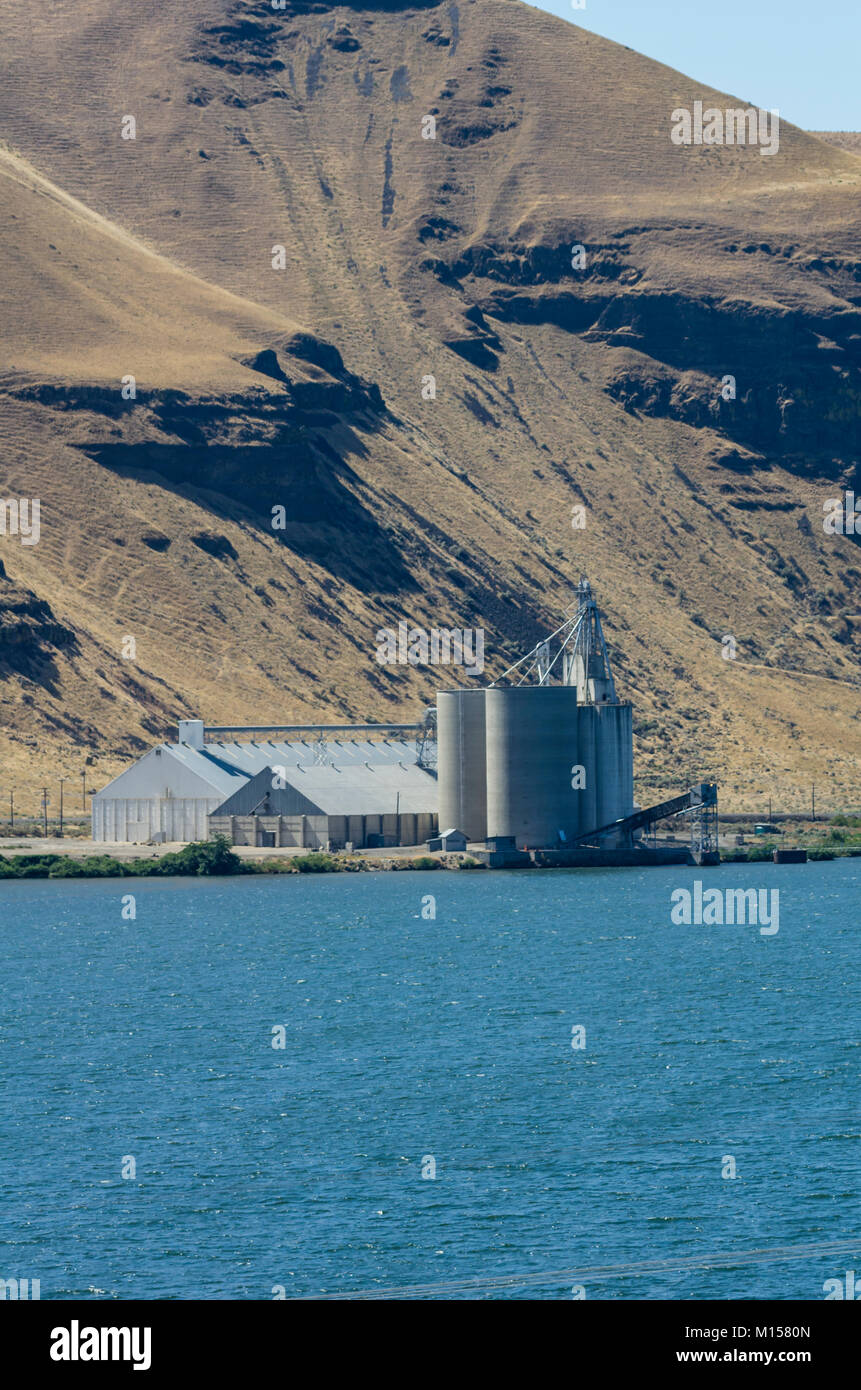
xmin=593 ymin=702 xmax=634 ymax=840
xmin=575 ymin=703 xmax=599 ymax=841
xmin=436 ymin=689 xmax=487 ymax=842
xmin=485 ymin=687 xmax=588 ymax=849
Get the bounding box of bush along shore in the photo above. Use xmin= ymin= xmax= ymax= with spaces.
xmin=1 ymin=832 xmax=860 ymax=880
xmin=0 ymin=838 xmax=486 ymax=879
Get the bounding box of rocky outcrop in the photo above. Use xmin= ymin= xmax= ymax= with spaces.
xmin=0 ymin=565 xmax=79 ymax=684
xmin=8 ymin=350 xmax=412 ymax=593
xmin=439 ymin=238 xmax=861 ymax=483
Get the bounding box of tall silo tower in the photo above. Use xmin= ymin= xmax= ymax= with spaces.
xmin=484 ymin=685 xmax=586 ymax=847
xmin=435 ymin=579 xmax=634 ymax=851
xmin=566 ymin=578 xmax=617 ymax=704
xmin=484 ymin=578 xmax=634 ymax=849
xmin=436 ymin=688 xmax=488 ymax=842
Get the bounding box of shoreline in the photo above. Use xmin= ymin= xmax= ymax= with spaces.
xmin=0 ymin=839 xmax=857 ymax=881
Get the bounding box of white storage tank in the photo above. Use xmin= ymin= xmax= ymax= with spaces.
xmin=485 ymin=686 xmax=590 ymax=849
xmin=593 ymin=702 xmax=635 ymax=836
xmin=436 ymin=689 xmax=487 ymax=842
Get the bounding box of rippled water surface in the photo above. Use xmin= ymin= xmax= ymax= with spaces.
xmin=1 ymin=860 xmax=859 ymax=1299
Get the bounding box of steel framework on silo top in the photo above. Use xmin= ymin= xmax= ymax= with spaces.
xmin=489 ymin=577 xmax=617 ymax=700
xmin=415 ymin=706 xmax=438 ymax=773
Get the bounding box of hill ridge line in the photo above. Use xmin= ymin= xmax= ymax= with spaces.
xmin=0 ymin=142 xmax=296 ymax=336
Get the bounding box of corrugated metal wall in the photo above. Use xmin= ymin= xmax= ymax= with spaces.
xmin=92 ymin=797 xmax=221 ymax=843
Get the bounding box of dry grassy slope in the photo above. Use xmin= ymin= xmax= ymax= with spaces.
xmin=816 ymin=132 xmax=861 ymax=156
xmin=0 ymin=139 xmax=571 ymax=806
xmin=0 ymin=0 xmax=859 ymax=813
xmin=0 ymin=149 xmax=565 ymax=805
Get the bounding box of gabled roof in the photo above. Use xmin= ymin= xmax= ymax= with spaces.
xmin=213 ymin=760 xmax=438 ymax=817
xmin=93 ymin=744 xmax=249 ymax=801
xmin=94 ymin=738 xmax=431 ymax=808
xmin=167 ymin=744 xmax=252 ymax=796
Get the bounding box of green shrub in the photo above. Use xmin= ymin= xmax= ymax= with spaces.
xmin=293 ymin=852 xmax=341 ymax=874
xmin=150 ymin=836 xmax=245 ymax=876
xmin=8 ymin=854 xmax=66 ymax=877
xmin=49 ymin=856 xmax=127 ymax=878
xmin=0 ymin=837 xmax=245 ymax=880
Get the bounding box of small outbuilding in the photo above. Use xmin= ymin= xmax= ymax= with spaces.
xmin=427 ymin=827 xmax=468 ymax=853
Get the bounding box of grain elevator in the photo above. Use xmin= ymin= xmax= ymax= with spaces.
xmin=437 ymin=580 xmax=635 ymax=850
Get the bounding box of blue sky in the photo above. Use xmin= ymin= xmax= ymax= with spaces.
xmin=524 ymin=1 xmax=860 ymax=130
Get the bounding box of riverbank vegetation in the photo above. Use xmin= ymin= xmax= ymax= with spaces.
xmin=0 ymin=839 xmax=484 ymax=879
xmin=1 ymin=828 xmax=858 ymax=880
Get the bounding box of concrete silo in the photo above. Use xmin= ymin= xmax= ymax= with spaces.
xmin=574 ymin=701 xmax=599 ymax=841
xmin=485 ymin=686 xmax=588 ymax=849
xmin=593 ymin=701 xmax=635 ymax=840
xmin=436 ymin=689 xmax=487 ymax=842
xmin=435 ymin=580 xmax=636 ymax=854
xmin=482 ymin=579 xmax=635 ymax=851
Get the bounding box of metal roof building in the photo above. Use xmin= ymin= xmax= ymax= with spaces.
xmin=91 ymin=743 xmax=248 ymax=843
xmin=209 ymin=759 xmax=439 ymax=850
xmin=212 ymin=761 xmax=440 ymax=819
xmin=91 ymin=719 xmax=438 ymax=846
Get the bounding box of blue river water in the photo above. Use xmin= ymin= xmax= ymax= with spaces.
xmin=1 ymin=860 xmax=858 ymax=1300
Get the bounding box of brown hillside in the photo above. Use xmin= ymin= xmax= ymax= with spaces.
xmin=0 ymin=0 xmax=859 ymax=814
xmin=814 ymin=132 xmax=861 ymax=156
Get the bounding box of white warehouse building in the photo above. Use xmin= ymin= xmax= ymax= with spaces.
xmin=91 ymin=735 xmax=248 ymax=843
xmin=91 ymin=719 xmax=439 ymax=846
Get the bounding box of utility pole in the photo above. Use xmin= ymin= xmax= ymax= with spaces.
xmin=812 ymin=783 xmax=816 ymax=822
xmin=81 ymin=769 xmax=86 ymax=813
xmin=41 ymin=787 xmax=49 ymax=839
xmin=9 ymin=789 xmax=13 ymax=833
xmin=59 ymin=777 xmax=66 ymax=839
